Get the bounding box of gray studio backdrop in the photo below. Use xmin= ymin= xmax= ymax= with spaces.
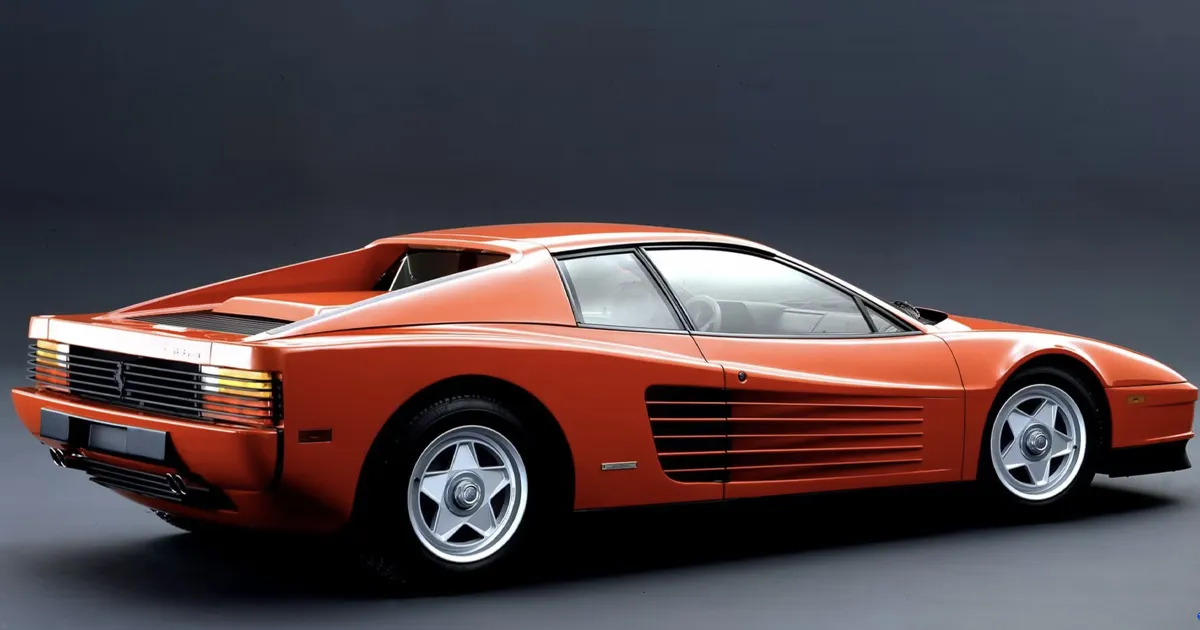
xmin=2 ymin=4 xmax=1200 ymax=630
xmin=2 ymin=1 xmax=1198 ymax=379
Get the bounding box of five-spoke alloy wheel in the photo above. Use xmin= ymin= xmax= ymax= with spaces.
xmin=980 ymin=367 xmax=1100 ymax=508
xmin=989 ymin=384 xmax=1086 ymax=501
xmin=408 ymin=425 xmax=529 ymax=564
xmin=353 ymin=394 xmax=558 ymax=588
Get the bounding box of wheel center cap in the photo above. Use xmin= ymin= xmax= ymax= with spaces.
xmin=453 ymin=479 xmax=482 ymax=510
xmin=1022 ymin=425 xmax=1051 ymax=460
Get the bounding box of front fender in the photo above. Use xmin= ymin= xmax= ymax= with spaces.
xmin=936 ymin=330 xmax=1188 ymax=480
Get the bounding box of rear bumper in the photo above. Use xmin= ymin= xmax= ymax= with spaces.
xmin=10 ymin=387 xmax=339 ymax=532
xmin=12 ymin=387 xmax=280 ymax=490
xmin=1101 ymin=439 xmax=1192 ymax=478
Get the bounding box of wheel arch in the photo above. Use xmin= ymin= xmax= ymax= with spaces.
xmin=987 ymin=351 xmax=1112 ymax=468
xmin=351 ymin=374 xmax=577 ymax=521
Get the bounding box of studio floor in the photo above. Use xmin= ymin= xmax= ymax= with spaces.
xmin=1 ymin=368 xmax=1197 ymax=630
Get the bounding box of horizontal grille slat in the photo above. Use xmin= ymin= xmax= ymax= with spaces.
xmin=646 ymin=385 xmax=927 ymax=484
xmin=35 ymin=381 xmax=118 ymax=399
xmin=28 ymin=350 xmax=120 ymax=368
xmin=646 ymin=385 xmax=730 ymax=483
xmin=122 ymin=387 xmax=268 ymax=412
xmin=28 ymin=355 xmax=120 ymax=375
xmin=28 ymin=364 xmax=121 ymax=390
xmin=128 ymin=311 xmax=291 ymax=336
xmin=121 ymin=379 xmax=207 ymax=398
xmin=27 ymin=343 xmax=282 ymax=426
xmin=124 ymin=368 xmax=267 ymax=395
xmin=124 ymin=363 xmax=206 ymax=379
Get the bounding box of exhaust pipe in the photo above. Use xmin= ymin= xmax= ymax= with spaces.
xmin=165 ymin=473 xmax=188 ymax=496
xmin=48 ymin=448 xmax=66 ymax=467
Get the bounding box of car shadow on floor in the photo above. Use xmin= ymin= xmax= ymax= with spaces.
xmin=14 ymin=481 xmax=1178 ymax=607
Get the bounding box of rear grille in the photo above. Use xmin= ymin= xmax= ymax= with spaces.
xmin=27 ymin=342 xmax=282 ymax=427
xmin=129 ymin=310 xmax=291 ymax=336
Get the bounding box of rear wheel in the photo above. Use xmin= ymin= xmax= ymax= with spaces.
xmin=979 ymin=366 xmax=1100 ymax=509
xmin=406 ymin=424 xmax=528 ymax=564
xmin=352 ymin=395 xmax=556 ymax=588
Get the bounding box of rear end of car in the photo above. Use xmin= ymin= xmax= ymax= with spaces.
xmin=9 ymin=238 xmax=535 ymax=533
xmin=10 ymin=313 xmax=326 ymax=531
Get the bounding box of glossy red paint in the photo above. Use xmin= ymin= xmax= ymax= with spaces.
xmin=1106 ymin=382 xmax=1197 ymax=447
xmin=692 ymin=334 xmax=966 ymax=499
xmin=934 ymin=323 xmax=1194 ymax=478
xmin=10 ymin=222 xmax=1195 ymax=535
xmin=213 ymin=292 xmax=385 ymax=321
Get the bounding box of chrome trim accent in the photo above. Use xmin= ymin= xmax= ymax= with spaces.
xmin=600 ymin=461 xmax=638 ymax=471
xmin=165 ymin=473 xmax=188 ymax=496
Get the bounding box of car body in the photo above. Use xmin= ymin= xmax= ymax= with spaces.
xmin=12 ymin=222 xmax=1196 ymax=582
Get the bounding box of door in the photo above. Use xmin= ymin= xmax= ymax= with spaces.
xmin=641 ymin=246 xmax=966 ymax=500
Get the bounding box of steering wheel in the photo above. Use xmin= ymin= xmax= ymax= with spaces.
xmin=684 ymin=295 xmax=722 ymax=332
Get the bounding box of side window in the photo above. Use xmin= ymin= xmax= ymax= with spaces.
xmin=558 ymin=253 xmax=683 ymax=331
xmin=643 ymin=248 xmax=872 ymax=336
xmin=866 ymin=306 xmax=903 ymax=333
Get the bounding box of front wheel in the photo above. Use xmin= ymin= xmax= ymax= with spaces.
xmin=979 ymin=367 xmax=1100 ymax=509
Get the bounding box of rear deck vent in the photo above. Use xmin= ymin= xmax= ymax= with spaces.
xmin=129 ymin=311 xmax=291 ymax=336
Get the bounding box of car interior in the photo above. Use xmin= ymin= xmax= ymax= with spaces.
xmin=560 ymin=249 xmax=907 ymax=336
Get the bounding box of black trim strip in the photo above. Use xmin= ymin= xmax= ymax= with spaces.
xmin=854 ymin=295 xmax=878 ymax=333
xmin=1102 ymin=440 xmax=1191 ymax=478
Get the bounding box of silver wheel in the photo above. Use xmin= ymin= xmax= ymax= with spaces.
xmin=407 ymin=425 xmax=529 ymax=564
xmin=989 ymin=383 xmax=1087 ymax=501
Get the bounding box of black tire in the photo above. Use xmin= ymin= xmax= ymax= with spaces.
xmin=977 ymin=366 xmax=1103 ymax=512
xmin=351 ymin=394 xmax=562 ymax=589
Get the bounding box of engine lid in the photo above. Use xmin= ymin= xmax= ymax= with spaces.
xmin=211 ymin=291 xmax=385 ymax=322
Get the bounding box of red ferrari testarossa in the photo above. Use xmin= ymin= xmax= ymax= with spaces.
xmin=12 ymin=222 xmax=1195 ymax=583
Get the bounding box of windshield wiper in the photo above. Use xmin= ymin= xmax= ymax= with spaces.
xmin=892 ymin=300 xmax=926 ymax=321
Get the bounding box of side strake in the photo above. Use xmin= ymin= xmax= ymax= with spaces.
xmin=646 ymin=384 xmax=932 ymax=485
